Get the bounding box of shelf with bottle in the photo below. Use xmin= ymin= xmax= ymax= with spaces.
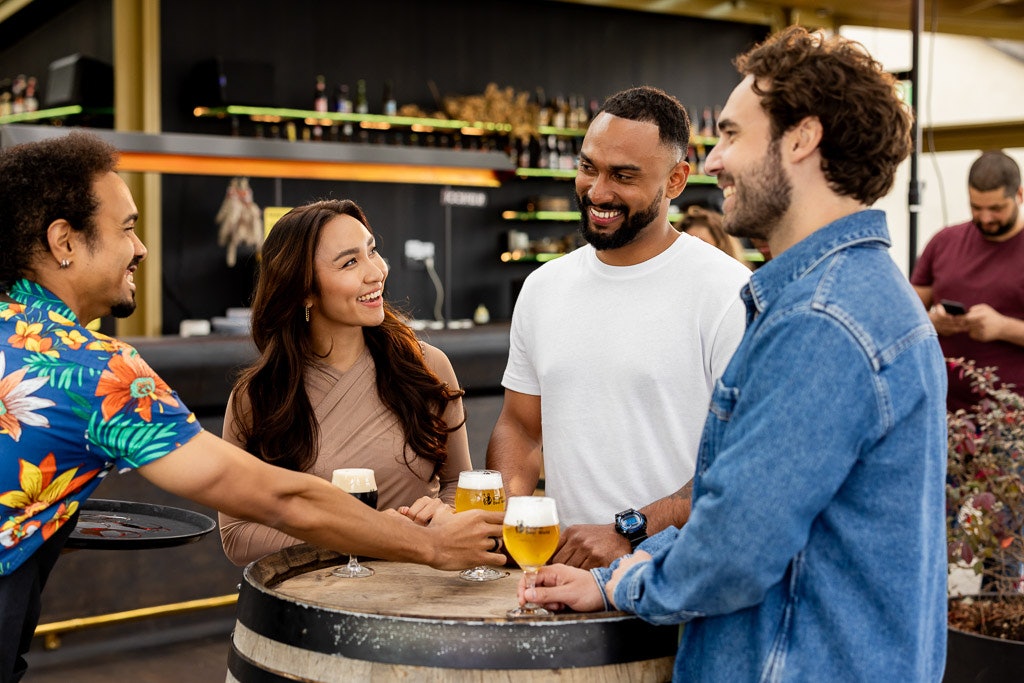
xmin=501 ymin=209 xmax=689 ymax=223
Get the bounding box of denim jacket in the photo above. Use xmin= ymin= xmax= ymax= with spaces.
xmin=594 ymin=210 xmax=947 ymax=682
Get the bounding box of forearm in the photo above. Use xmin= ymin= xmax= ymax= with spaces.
xmin=995 ymin=315 xmax=1024 ymax=346
xmin=218 ymin=512 xmax=304 ymax=567
xmin=640 ymin=481 xmax=693 ymax=534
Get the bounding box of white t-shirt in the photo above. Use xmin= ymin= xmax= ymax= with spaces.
xmin=502 ymin=233 xmax=750 ymax=527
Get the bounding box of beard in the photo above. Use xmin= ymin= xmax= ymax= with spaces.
xmin=721 ymin=138 xmax=791 ymax=242
xmin=577 ymin=188 xmax=663 ymax=250
xmin=973 ymin=203 xmax=1020 ymax=239
xmin=109 ymin=293 xmax=137 ymax=319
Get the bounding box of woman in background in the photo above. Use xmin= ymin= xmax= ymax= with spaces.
xmin=219 ymin=199 xmax=470 ymax=566
xmin=675 ymin=204 xmax=752 ymax=268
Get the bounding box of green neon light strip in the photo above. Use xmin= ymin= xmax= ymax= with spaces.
xmin=0 ymin=105 xmax=87 ymax=124
xmin=215 ymin=106 xmax=513 ymax=132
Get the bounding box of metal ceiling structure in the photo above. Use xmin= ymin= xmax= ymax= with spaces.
xmin=554 ymin=0 xmax=1024 ymax=41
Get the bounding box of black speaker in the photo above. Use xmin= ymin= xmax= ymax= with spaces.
xmin=188 ymin=57 xmax=275 ymax=108
xmin=43 ymin=53 xmax=113 ymax=108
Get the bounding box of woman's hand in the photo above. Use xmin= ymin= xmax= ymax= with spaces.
xmin=397 ymin=496 xmax=453 ymax=526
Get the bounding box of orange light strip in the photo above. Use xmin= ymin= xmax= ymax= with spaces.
xmin=116 ymin=152 xmax=501 ymax=187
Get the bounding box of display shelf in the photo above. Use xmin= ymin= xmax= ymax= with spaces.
xmin=0 ymin=124 xmax=514 ymax=187
xmin=195 ymin=105 xmax=515 ymax=135
xmin=513 ymin=167 xmax=719 ymax=184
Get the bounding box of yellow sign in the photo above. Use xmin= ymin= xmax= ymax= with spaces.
xmin=263 ymin=206 xmax=293 ymax=236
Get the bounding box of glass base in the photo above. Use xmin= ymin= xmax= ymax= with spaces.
xmin=507 ymin=604 xmax=551 ymax=618
xmin=332 ymin=562 xmax=374 ymax=578
xmin=459 ymin=566 xmax=509 ymax=582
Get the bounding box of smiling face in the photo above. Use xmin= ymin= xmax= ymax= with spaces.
xmin=72 ymin=171 xmax=146 ymax=322
xmin=574 ymin=113 xmax=683 ymax=254
xmin=704 ymin=76 xmax=792 ymax=242
xmin=307 ymin=213 xmax=388 ymax=333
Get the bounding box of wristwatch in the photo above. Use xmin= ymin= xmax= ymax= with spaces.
xmin=614 ymin=508 xmax=648 ymax=550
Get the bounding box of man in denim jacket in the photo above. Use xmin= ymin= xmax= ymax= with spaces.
xmin=522 ymin=26 xmax=948 ymax=682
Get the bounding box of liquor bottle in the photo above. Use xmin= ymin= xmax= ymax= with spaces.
xmin=700 ymin=106 xmax=715 ymax=137
xmin=11 ymin=75 xmax=25 ymax=115
xmin=335 ymin=84 xmax=354 ymax=142
xmin=382 ymin=79 xmax=397 ymax=116
xmin=355 ymin=79 xmax=369 ymax=114
xmin=535 ymin=87 xmax=551 ymax=127
xmin=312 ymin=75 xmax=328 ymax=140
xmin=552 ymin=94 xmax=567 ymax=129
xmin=23 ymin=76 xmax=38 ymax=113
xmin=354 ymin=79 xmax=369 ymax=142
xmin=547 ymin=134 xmax=560 ymax=170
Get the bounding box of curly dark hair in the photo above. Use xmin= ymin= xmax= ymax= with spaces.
xmin=231 ymin=199 xmax=465 ymax=477
xmin=969 ymin=150 xmax=1021 ymax=196
xmin=599 ymin=86 xmax=691 ymax=160
xmin=0 ymin=131 xmax=119 ymax=291
xmin=735 ymin=25 xmax=913 ymax=205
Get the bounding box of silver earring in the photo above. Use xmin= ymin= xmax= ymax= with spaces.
xmin=59 ymin=259 xmax=70 ymax=269
xmin=304 ymin=306 xmax=310 ymax=322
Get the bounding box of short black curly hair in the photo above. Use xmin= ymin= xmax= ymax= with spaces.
xmin=0 ymin=131 xmax=120 ymax=291
xmin=599 ymin=86 xmax=691 ymax=161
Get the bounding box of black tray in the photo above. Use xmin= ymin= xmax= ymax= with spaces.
xmin=67 ymin=499 xmax=217 ymax=550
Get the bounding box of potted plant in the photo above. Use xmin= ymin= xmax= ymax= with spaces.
xmin=945 ymin=357 xmax=1024 ymax=681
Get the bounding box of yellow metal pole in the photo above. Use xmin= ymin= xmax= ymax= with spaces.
xmin=113 ymin=0 xmax=162 ymax=337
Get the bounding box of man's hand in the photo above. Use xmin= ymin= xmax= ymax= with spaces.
xmin=604 ymin=550 xmax=652 ymax=609
xmin=520 ymin=563 xmax=606 ymax=613
xmin=965 ymin=303 xmax=1007 ymax=342
xmin=397 ymin=496 xmax=452 ymax=526
xmin=551 ymin=523 xmax=632 ymax=569
xmin=929 ymin=303 xmax=971 ymax=336
xmin=423 ymin=509 xmax=506 ymax=571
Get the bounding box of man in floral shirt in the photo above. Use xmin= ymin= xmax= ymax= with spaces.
xmin=0 ymin=132 xmax=506 ymax=683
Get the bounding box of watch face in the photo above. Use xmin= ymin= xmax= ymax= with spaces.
xmin=618 ymin=511 xmax=644 ymax=533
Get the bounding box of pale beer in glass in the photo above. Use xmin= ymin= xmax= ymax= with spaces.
xmin=504 ymin=496 xmax=560 ymax=617
xmin=455 ymin=469 xmax=508 ymax=581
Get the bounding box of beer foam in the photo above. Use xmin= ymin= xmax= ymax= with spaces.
xmin=457 ymin=469 xmax=503 ymax=490
xmin=331 ymin=468 xmax=376 ymax=492
xmin=505 ymin=496 xmax=559 ymax=526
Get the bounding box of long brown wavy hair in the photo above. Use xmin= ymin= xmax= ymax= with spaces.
xmin=230 ymin=199 xmax=465 ymax=477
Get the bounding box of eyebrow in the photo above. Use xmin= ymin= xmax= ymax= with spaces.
xmin=716 ymin=116 xmax=735 ymax=132
xmin=123 ymin=212 xmax=139 ymax=225
xmin=578 ymin=151 xmax=641 ymax=174
xmin=331 ymin=235 xmax=376 ymax=263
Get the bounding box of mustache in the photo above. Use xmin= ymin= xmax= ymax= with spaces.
xmin=578 ymin=195 xmax=627 ymax=212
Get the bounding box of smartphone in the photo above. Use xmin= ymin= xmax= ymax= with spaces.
xmin=940 ymin=299 xmax=967 ymax=316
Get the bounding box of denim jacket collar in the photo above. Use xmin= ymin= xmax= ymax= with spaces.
xmin=742 ymin=209 xmax=891 ymax=323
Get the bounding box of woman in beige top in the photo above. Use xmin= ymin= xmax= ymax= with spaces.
xmin=219 ymin=199 xmax=471 ymax=566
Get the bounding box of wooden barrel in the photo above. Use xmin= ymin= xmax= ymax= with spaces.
xmin=226 ymin=544 xmax=677 ymax=682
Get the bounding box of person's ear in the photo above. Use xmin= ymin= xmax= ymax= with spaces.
xmin=46 ymin=219 xmax=75 ymax=266
xmin=665 ymin=159 xmax=691 ymax=200
xmin=786 ymin=116 xmax=823 ymax=164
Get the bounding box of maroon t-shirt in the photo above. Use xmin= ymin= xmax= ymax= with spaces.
xmin=911 ymin=221 xmax=1024 ymax=411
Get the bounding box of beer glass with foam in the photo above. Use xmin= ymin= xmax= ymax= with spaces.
xmin=503 ymin=496 xmax=560 ymax=616
xmin=330 ymin=468 xmax=378 ymax=578
xmin=454 ymin=469 xmax=509 ymax=581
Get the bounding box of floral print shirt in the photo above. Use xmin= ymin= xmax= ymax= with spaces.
xmin=0 ymin=279 xmax=202 ymax=575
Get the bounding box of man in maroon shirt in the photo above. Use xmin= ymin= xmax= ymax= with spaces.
xmin=911 ymin=150 xmax=1024 ymax=412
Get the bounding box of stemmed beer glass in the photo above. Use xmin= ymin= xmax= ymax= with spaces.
xmin=503 ymin=496 xmax=560 ymax=617
xmin=454 ymin=469 xmax=509 ymax=581
xmin=330 ymin=468 xmax=378 ymax=578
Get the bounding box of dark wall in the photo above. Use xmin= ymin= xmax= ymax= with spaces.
xmin=158 ymin=0 xmax=766 ymax=333
xmin=2 ymin=1 xmax=765 ymax=331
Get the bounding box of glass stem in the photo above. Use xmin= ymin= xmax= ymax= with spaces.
xmin=347 ymin=553 xmax=360 ymax=572
xmin=523 ymin=568 xmax=539 ymax=609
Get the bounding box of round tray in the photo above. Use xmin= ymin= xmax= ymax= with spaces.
xmin=67 ymin=498 xmax=217 ymax=550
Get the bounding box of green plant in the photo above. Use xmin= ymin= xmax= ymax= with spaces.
xmin=946 ymin=357 xmax=1024 ymax=639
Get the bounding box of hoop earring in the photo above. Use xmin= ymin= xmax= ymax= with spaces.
xmin=304 ymin=306 xmax=310 ymax=322
xmin=59 ymin=259 xmax=70 ymax=269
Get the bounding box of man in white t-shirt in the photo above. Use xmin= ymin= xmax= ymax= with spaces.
xmin=487 ymin=86 xmax=750 ymax=569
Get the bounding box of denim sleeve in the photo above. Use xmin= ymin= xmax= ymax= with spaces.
xmin=591 ymin=527 xmax=680 ymax=610
xmin=612 ymin=311 xmax=880 ymax=623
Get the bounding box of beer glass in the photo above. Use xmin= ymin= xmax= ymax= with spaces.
xmin=330 ymin=468 xmax=378 ymax=578
xmin=454 ymin=469 xmax=509 ymax=581
xmin=503 ymin=496 xmax=560 ymax=617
